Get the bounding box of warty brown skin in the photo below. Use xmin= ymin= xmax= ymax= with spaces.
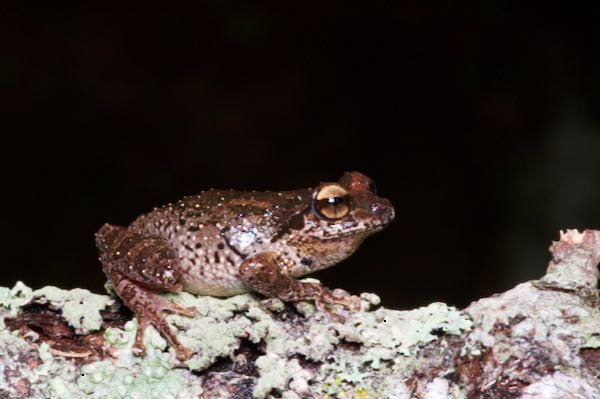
xmin=95 ymin=171 xmax=395 ymax=360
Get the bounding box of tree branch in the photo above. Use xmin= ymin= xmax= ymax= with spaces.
xmin=1 ymin=229 xmax=598 ymax=398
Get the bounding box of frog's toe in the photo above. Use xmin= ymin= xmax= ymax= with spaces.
xmin=177 ymin=306 xmax=197 ymax=318
xmin=314 ymin=300 xmax=346 ymax=323
xmin=321 ymin=290 xmax=361 ymax=312
xmin=132 ymin=322 xmax=148 ymax=357
xmin=343 ymin=296 xmax=362 ymax=312
xmin=131 ymin=342 xmax=147 ymax=357
xmin=161 ymin=300 xmax=197 ymax=317
xmin=175 ymin=345 xmax=194 ymax=361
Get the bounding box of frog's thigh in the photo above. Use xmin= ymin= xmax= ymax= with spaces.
xmin=239 ymin=252 xmax=324 ymax=301
xmin=95 ymin=224 xmax=182 ymax=291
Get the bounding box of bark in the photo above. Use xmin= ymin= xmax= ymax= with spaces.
xmin=0 ymin=229 xmax=598 ymax=398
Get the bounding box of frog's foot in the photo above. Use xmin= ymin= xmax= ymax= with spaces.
xmin=319 ymin=289 xmax=361 ymax=312
xmin=128 ymin=287 xmax=196 ymax=360
xmin=239 ymin=252 xmax=360 ymax=322
xmin=312 ymin=288 xmax=361 ymax=322
xmin=109 ymin=277 xmax=195 ymax=360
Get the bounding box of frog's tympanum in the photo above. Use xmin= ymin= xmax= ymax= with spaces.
xmin=96 ymin=172 xmax=394 ymax=359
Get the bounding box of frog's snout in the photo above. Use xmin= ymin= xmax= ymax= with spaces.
xmin=371 ymin=198 xmax=395 ymax=225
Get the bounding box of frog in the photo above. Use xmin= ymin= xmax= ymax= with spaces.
xmin=95 ymin=171 xmax=394 ymax=360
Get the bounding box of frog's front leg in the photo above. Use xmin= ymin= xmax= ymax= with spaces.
xmin=239 ymin=252 xmax=360 ymax=316
xmin=95 ymin=224 xmax=196 ymax=360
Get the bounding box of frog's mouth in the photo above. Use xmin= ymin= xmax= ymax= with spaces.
xmin=317 ymin=217 xmax=392 ymax=240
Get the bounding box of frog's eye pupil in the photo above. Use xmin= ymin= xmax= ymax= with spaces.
xmin=328 ymin=197 xmax=343 ymax=205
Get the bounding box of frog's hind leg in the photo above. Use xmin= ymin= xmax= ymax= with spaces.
xmin=95 ymin=224 xmax=196 ymax=360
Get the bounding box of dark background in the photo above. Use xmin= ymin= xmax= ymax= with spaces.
xmin=2 ymin=4 xmax=600 ymax=309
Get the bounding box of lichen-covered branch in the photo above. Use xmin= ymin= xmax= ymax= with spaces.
xmin=1 ymin=230 xmax=599 ymax=398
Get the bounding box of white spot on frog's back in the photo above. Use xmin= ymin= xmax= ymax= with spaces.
xmin=236 ymin=229 xmax=257 ymax=250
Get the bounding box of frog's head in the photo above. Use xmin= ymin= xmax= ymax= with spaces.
xmin=282 ymin=171 xmax=393 ymax=256
xmin=306 ymin=171 xmax=395 ymax=238
xmin=281 ymin=172 xmax=394 ymax=271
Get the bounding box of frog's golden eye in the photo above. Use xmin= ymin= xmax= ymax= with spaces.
xmin=312 ymin=184 xmax=351 ymax=220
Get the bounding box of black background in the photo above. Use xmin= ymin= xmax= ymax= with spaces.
xmin=2 ymin=4 xmax=600 ymax=309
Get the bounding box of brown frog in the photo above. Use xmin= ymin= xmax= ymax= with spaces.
xmin=95 ymin=172 xmax=394 ymax=359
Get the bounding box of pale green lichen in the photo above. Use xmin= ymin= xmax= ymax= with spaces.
xmin=336 ymin=302 xmax=472 ymax=355
xmin=0 ymin=281 xmax=34 ymax=318
xmin=33 ymin=286 xmax=114 ymax=333
xmin=582 ymin=334 xmax=600 ymax=348
xmin=538 ymin=230 xmax=600 ymax=293
xmin=76 ymin=356 xmax=202 ymax=399
xmin=254 ymin=355 xmax=304 ymax=398
xmin=0 ymin=281 xmax=473 ymax=398
xmin=0 ymin=282 xmax=114 ymax=335
xmin=249 ymin=301 xmax=471 ymax=398
xmin=103 ymin=323 xmax=131 ymax=348
xmin=0 ymin=283 xmax=202 ymax=398
xmin=164 ymin=292 xmax=258 ymax=370
xmin=1 ymin=227 xmax=599 ymax=399
xmin=466 ymin=281 xmax=600 ymax=361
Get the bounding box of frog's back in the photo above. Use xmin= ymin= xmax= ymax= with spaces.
xmin=131 ymin=188 xmax=311 ymax=238
xmin=128 ymin=188 xmax=311 ymax=296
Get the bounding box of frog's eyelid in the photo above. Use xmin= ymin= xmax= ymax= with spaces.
xmin=313 ymin=183 xmax=348 ymax=201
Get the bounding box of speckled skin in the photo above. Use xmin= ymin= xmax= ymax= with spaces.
xmin=95 ymin=172 xmax=394 ymax=359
